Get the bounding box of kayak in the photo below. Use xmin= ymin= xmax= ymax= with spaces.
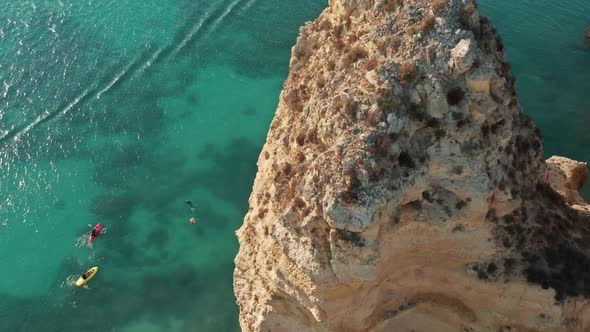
xmin=75 ymin=266 xmax=98 ymax=286
xmin=89 ymin=223 xmax=102 ymax=242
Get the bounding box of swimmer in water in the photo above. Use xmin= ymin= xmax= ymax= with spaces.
xmin=186 ymin=200 xmax=197 ymax=224
xmin=186 ymin=200 xmax=196 ymax=212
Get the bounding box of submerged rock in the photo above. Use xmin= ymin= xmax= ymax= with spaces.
xmin=234 ymin=0 xmax=590 ymax=331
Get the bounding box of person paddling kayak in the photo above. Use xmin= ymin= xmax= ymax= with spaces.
xmin=75 ymin=266 xmax=98 ymax=286
xmin=89 ymin=223 xmax=102 ymax=242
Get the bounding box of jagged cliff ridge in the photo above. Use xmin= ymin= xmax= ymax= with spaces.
xmin=234 ymin=0 xmax=590 ymax=331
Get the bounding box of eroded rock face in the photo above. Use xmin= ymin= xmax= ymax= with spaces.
xmin=234 ymin=0 xmax=590 ymax=331
xmin=449 ymin=38 xmax=476 ymax=74
xmin=546 ymin=156 xmax=590 ymax=215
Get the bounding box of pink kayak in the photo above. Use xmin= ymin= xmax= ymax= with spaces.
xmin=89 ymin=223 xmax=102 ymax=242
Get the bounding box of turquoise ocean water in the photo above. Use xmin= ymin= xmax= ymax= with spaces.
xmin=0 ymin=0 xmax=587 ymax=331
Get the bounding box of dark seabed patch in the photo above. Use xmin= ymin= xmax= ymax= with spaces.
xmin=193 ymin=138 xmax=259 ymax=213
xmin=242 ymin=106 xmax=257 ymax=117
xmin=186 ymin=93 xmax=199 ymax=106
xmin=90 ymin=193 xmax=138 ymax=222
xmin=143 ymin=227 xmax=170 ymax=250
xmin=53 ymin=198 xmax=67 ymax=210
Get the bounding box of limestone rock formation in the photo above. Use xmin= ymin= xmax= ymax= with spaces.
xmin=234 ymin=0 xmax=590 ymax=331
xmin=546 ymin=156 xmax=590 ymax=215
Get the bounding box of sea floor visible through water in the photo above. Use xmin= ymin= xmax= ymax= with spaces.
xmin=0 ymin=0 xmax=588 ymax=331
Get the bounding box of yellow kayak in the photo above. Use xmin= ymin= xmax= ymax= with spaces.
xmin=75 ymin=266 xmax=98 ymax=286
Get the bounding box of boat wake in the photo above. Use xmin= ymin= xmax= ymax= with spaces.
xmin=133 ymin=47 xmax=164 ymax=78
xmin=96 ymin=46 xmax=163 ymax=99
xmin=0 ymin=45 xmax=162 ymax=148
xmin=0 ymin=89 xmax=90 ymax=145
xmin=95 ymin=54 xmax=142 ymax=99
xmin=63 ymin=274 xmax=79 ymax=288
xmin=209 ymin=0 xmax=243 ymax=34
xmin=0 ymin=1 xmax=252 ymax=148
xmin=75 ymin=233 xmax=92 ymax=248
xmin=168 ymin=16 xmax=210 ymax=59
xmin=168 ymin=0 xmax=248 ymax=60
xmin=240 ymin=0 xmax=258 ymax=13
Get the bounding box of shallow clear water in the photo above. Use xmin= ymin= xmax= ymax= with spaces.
xmin=0 ymin=0 xmax=588 ymax=331
xmin=0 ymin=1 xmax=326 ymax=331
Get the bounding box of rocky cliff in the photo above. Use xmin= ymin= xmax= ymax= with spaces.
xmin=234 ymin=0 xmax=590 ymax=331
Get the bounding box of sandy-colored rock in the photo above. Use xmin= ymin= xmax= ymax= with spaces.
xmin=449 ymin=39 xmax=476 ymax=74
xmin=546 ymin=156 xmax=588 ymax=205
xmin=234 ymin=1 xmax=590 ymax=331
xmin=546 ymin=156 xmax=590 ymax=217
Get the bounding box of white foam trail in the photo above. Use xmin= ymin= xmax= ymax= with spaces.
xmin=134 ymin=47 xmax=164 ymax=78
xmin=14 ymin=89 xmax=88 ymax=140
xmin=58 ymin=89 xmax=89 ymax=116
xmin=209 ymin=0 xmax=242 ymax=33
xmin=2 ymin=81 xmax=9 ymax=98
xmin=48 ymin=24 xmax=57 ymax=35
xmin=240 ymin=0 xmax=257 ymax=13
xmin=96 ymin=76 xmax=120 ymax=99
xmin=96 ymin=53 xmax=144 ymax=99
xmin=75 ymin=233 xmax=91 ymax=248
xmin=169 ymin=0 xmax=242 ymax=59
xmin=169 ymin=17 xmax=206 ymax=58
xmin=63 ymin=275 xmax=78 ymax=288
